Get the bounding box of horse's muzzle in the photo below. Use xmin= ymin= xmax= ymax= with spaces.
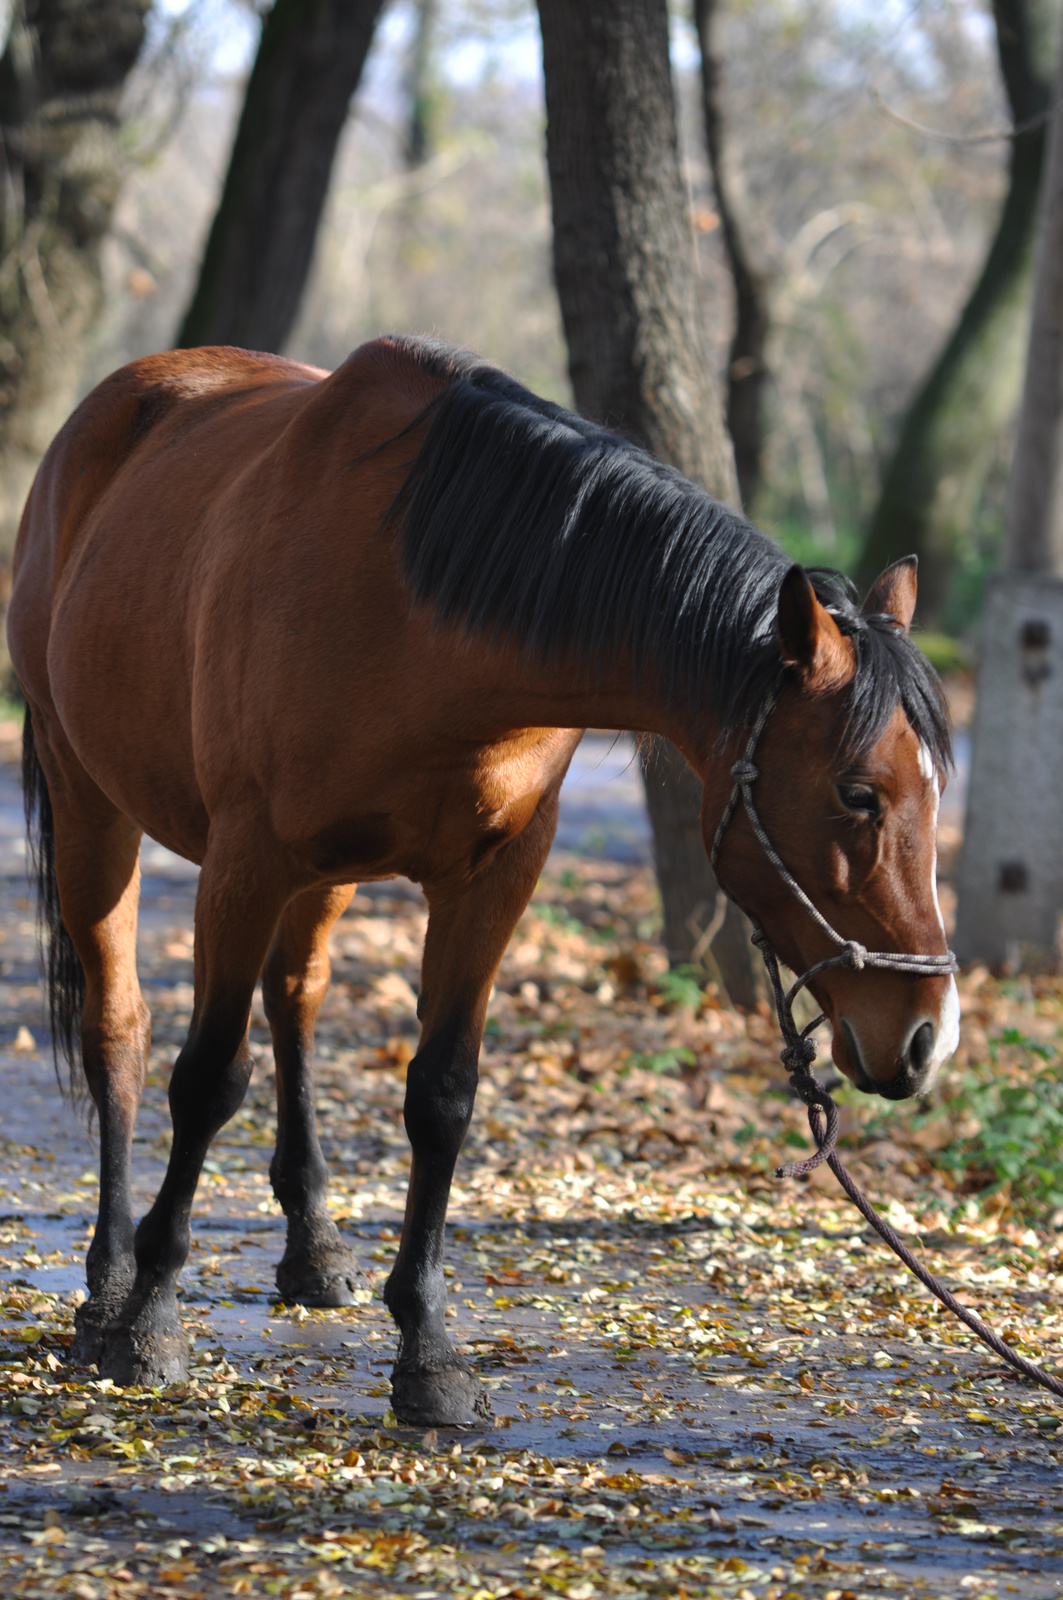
xmin=842 ymin=1015 xmax=941 ymax=1100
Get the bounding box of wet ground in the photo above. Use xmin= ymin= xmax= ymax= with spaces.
xmin=2 ymin=728 xmax=1062 ymax=1600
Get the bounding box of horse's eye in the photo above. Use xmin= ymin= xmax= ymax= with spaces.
xmin=837 ymin=783 xmax=880 ymax=817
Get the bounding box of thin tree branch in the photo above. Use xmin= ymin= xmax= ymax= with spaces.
xmin=868 ymin=82 xmax=1059 ymax=144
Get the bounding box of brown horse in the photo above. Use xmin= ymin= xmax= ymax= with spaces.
xmin=7 ymin=336 xmax=958 ymax=1424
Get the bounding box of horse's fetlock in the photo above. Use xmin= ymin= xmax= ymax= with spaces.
xmin=85 ymin=1239 xmax=134 ymax=1297
xmin=384 ymin=1259 xmax=446 ymax=1331
xmin=133 ymin=1216 xmax=189 ymax=1284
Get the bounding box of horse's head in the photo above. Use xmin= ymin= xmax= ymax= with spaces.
xmin=703 ymin=556 xmax=959 ymax=1100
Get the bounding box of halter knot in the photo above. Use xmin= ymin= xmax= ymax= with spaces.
xmin=730 ymin=760 xmax=759 ymax=786
xmin=841 ymin=940 xmax=867 ymax=970
xmin=787 ymin=1067 xmax=825 ymax=1107
xmin=781 ymin=1037 xmax=818 ymax=1077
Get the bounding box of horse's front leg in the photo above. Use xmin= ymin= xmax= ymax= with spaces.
xmin=386 ymin=803 xmax=557 ymax=1426
xmin=262 ymin=883 xmax=364 ymax=1305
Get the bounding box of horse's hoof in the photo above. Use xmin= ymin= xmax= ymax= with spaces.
xmin=392 ymin=1360 xmax=485 ymax=1427
xmin=69 ymin=1304 xmax=109 ymax=1367
xmin=98 ymin=1319 xmax=190 ymax=1388
xmin=274 ymin=1246 xmax=366 ymax=1308
xmin=69 ymin=1280 xmax=136 ymax=1367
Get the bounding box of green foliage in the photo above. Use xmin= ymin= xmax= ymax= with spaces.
xmin=936 ymin=446 xmax=1010 ymax=637
xmin=989 ymin=1026 xmax=1056 ymax=1065
xmin=534 ymin=902 xmax=588 ymax=937
xmin=919 ymin=1030 xmax=1063 ymax=1218
xmin=655 ymin=964 xmax=704 ymax=1012
xmin=769 ymin=517 xmax=863 ymax=577
xmin=622 ymin=1047 xmax=696 ymax=1077
xmin=911 ymin=631 xmax=971 ymax=676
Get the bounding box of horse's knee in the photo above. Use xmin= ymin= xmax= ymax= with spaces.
xmin=80 ymin=998 xmax=151 ymax=1118
xmin=403 ymin=1038 xmax=479 ymax=1158
xmin=168 ymin=1027 xmax=253 ymax=1135
xmin=261 ymin=946 xmax=330 ymax=1032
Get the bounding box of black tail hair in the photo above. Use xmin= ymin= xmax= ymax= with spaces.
xmin=22 ymin=704 xmax=85 ymax=1091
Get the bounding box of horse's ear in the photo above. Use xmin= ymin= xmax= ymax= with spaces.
xmin=776 ymin=564 xmax=854 ymax=689
xmin=862 ymin=555 xmax=918 ymax=636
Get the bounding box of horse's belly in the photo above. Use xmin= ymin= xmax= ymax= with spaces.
xmin=45 ymin=593 xmax=208 ymax=862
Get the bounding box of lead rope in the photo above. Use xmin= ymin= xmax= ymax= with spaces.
xmin=711 ymin=687 xmax=1063 ymax=1401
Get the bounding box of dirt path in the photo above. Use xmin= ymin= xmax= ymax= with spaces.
xmin=1 ymin=744 xmax=1062 ymax=1600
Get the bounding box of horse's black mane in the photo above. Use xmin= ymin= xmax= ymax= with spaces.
xmin=388 ymin=338 xmax=951 ymax=768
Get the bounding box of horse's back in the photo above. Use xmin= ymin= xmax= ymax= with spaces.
xmin=5 ymin=339 xmax=465 ymax=866
xmin=8 ymin=347 xmax=323 ymax=689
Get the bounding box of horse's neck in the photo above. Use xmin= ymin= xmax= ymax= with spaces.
xmin=479 ymin=648 xmax=715 ymax=774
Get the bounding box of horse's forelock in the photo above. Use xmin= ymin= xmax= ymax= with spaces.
xmin=804 ymin=570 xmax=952 ymax=773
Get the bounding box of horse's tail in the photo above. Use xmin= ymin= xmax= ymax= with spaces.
xmin=22 ymin=704 xmax=85 ymax=1092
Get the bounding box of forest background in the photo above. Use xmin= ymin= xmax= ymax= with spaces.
xmin=5 ymin=14 xmax=1063 ymax=1595
xmin=61 ymin=0 xmax=1018 ymax=648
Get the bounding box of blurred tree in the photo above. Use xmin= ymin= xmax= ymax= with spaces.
xmin=0 ymin=0 xmax=151 ymax=572
xmin=693 ymin=0 xmax=770 ymax=510
xmin=405 ymin=0 xmax=438 ymax=168
xmin=537 ymin=0 xmax=766 ymax=1008
xmin=177 ymin=0 xmax=388 ymax=352
xmin=858 ymin=0 xmax=1060 ymax=621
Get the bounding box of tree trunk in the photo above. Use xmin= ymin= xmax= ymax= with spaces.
xmin=537 ymin=0 xmax=766 ymax=1008
xmin=176 ymin=0 xmax=387 ymax=354
xmin=640 ymin=736 xmax=767 ymax=1000
xmin=405 ymin=0 xmax=438 ymax=170
xmin=0 ymin=0 xmax=151 ymax=573
xmin=693 ymin=0 xmax=770 ymax=511
xmin=857 ymin=0 xmax=1060 ymax=621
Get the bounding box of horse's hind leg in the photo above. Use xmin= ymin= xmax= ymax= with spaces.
xmin=26 ymin=717 xmax=150 ymax=1364
xmin=262 ymin=883 xmax=365 ymax=1306
xmin=385 ymin=798 xmax=559 ymax=1426
xmin=99 ymin=828 xmax=287 ymax=1386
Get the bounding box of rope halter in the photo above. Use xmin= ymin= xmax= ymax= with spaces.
xmin=708 ymin=680 xmax=958 ymax=1176
xmin=704 ymin=679 xmax=1063 ymax=1402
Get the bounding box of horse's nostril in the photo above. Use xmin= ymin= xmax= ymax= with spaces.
xmin=909 ymin=1020 xmax=935 ymax=1078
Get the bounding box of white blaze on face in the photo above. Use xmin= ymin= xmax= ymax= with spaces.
xmin=919 ymin=739 xmax=960 ymax=1076
xmin=931 ymin=974 xmax=961 ymax=1075
xmin=918 ymin=740 xmax=945 ymax=935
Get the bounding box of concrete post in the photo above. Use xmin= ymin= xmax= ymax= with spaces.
xmin=954 ymin=575 xmax=1063 ymax=968
xmin=954 ymin=49 xmax=1063 ymax=968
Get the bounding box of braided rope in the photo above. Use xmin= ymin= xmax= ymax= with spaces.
xmin=711 ymin=691 xmax=1063 ymax=1400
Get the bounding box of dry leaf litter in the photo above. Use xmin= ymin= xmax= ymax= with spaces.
xmin=0 ymin=723 xmax=1061 ymax=1599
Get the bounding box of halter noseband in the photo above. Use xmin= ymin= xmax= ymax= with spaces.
xmin=709 ymin=682 xmax=958 ymax=1176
